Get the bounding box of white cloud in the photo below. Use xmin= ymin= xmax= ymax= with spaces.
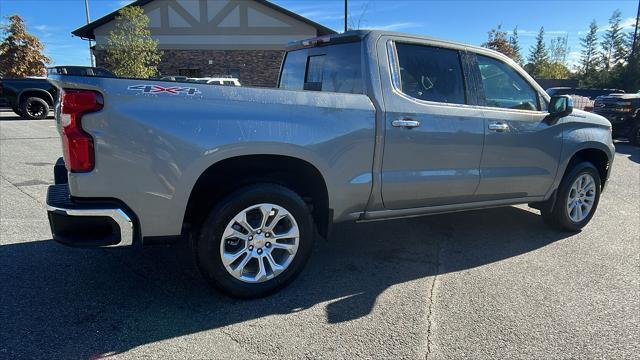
xmin=621 ymin=17 xmax=637 ymax=30
xmin=366 ymin=22 xmax=423 ymax=31
xmin=597 ymin=17 xmax=637 ymax=33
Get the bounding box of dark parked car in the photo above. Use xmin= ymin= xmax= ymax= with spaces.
xmin=546 ymin=87 xmax=625 ymax=100
xmin=593 ymin=93 xmax=640 ymax=146
xmin=47 ymin=66 xmax=116 ymax=78
xmin=0 ymin=77 xmax=57 ymax=120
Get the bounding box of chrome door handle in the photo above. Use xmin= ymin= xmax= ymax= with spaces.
xmin=488 ymin=122 xmax=509 ymax=132
xmin=392 ymin=119 xmax=421 ymax=128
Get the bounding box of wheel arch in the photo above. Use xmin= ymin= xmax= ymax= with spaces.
xmin=183 ymin=154 xmax=331 ymax=238
xmin=564 ymin=147 xmax=611 ymax=190
xmin=18 ymin=89 xmax=54 ymax=106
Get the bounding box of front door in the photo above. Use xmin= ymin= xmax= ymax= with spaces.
xmin=472 ymin=54 xmax=562 ymax=199
xmin=380 ymin=41 xmax=485 ymax=209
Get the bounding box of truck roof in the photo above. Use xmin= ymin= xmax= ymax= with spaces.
xmin=287 ymin=30 xmax=492 ymax=55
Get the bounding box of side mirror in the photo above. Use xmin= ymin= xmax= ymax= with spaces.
xmin=549 ymin=95 xmax=573 ymax=118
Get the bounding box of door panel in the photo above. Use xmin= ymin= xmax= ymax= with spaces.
xmin=476 ymin=109 xmax=562 ymax=199
xmin=473 ymin=54 xmax=562 ymax=199
xmin=380 ymin=41 xmax=485 ymax=209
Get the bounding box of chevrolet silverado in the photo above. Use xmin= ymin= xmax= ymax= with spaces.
xmin=46 ymin=31 xmax=615 ymax=298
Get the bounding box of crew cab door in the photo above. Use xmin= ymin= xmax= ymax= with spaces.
xmin=470 ymin=53 xmax=562 ymax=199
xmin=379 ymin=40 xmax=485 ymax=209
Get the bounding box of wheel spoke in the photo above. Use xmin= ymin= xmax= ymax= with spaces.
xmin=272 ymin=241 xmax=296 ymax=254
xmin=258 ymin=205 xmax=274 ymax=229
xmin=222 ymin=249 xmax=248 ymax=266
xmin=235 ymin=212 xmax=255 ymax=233
xmin=265 ymin=213 xmax=287 ymax=232
xmin=255 ymin=256 xmax=267 ymax=281
xmin=231 ymin=252 xmax=252 ymax=276
xmin=265 ymin=253 xmax=284 ymax=276
xmin=273 ymin=227 xmax=299 ymax=240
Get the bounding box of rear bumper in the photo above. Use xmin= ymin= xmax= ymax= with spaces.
xmin=46 ymin=159 xmax=134 ymax=247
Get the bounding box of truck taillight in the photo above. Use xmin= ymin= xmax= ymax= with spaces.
xmin=60 ymin=89 xmax=103 ymax=172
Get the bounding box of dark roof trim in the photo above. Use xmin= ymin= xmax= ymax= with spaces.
xmin=72 ymin=0 xmax=336 ymax=39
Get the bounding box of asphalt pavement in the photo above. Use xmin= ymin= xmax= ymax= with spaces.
xmin=1 ymin=113 xmax=638 ymax=359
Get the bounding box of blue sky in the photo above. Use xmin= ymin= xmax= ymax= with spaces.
xmin=0 ymin=0 xmax=637 ymax=67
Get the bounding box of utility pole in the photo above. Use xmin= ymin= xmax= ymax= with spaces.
xmin=84 ymin=0 xmax=95 ymax=67
xmin=631 ymin=0 xmax=639 ymax=58
xmin=344 ymin=0 xmax=348 ymax=33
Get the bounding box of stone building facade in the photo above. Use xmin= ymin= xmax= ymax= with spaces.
xmin=74 ymin=0 xmax=335 ymax=87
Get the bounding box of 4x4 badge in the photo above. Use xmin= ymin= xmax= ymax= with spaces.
xmin=128 ymin=84 xmax=201 ymax=96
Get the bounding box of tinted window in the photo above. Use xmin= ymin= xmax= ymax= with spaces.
xmin=304 ymin=55 xmax=325 ymax=91
xmin=395 ymin=43 xmax=466 ymax=104
xmin=279 ymin=50 xmax=306 ymax=90
xmin=477 ymin=55 xmax=539 ymax=111
xmin=279 ymin=42 xmax=363 ymax=94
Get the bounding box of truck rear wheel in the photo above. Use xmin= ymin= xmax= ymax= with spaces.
xmin=20 ymin=97 xmax=49 ymax=120
xmin=541 ymin=162 xmax=601 ymax=232
xmin=196 ymin=183 xmax=315 ymax=298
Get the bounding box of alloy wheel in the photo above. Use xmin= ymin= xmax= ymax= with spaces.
xmin=219 ymin=203 xmax=299 ymax=283
xmin=566 ymin=173 xmax=596 ymax=223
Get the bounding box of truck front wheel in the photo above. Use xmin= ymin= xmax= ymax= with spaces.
xmin=541 ymin=162 xmax=601 ymax=232
xmin=20 ymin=97 xmax=49 ymax=120
xmin=196 ymin=183 xmax=315 ymax=298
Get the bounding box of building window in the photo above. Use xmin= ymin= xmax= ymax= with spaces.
xmin=228 ymin=68 xmax=241 ymax=79
xmin=178 ymin=68 xmax=201 ymax=77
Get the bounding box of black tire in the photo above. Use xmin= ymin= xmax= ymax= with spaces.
xmin=196 ymin=183 xmax=315 ymax=298
xmin=12 ymin=107 xmax=23 ymax=117
xmin=629 ymin=125 xmax=640 ymax=147
xmin=20 ymin=97 xmax=49 ymax=120
xmin=542 ymin=161 xmax=601 ymax=232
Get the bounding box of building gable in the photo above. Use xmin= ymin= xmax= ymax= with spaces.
xmin=88 ymin=0 xmax=333 ymax=50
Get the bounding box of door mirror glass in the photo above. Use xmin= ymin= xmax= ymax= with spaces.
xmin=549 ymin=95 xmax=573 ymax=117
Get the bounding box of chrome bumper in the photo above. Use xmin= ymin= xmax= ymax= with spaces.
xmin=46 ymin=181 xmax=135 ymax=247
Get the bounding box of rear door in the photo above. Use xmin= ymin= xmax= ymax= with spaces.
xmin=471 ymin=53 xmax=562 ymax=199
xmin=379 ymin=40 xmax=485 ymax=209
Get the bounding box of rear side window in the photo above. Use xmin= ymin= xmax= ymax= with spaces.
xmin=476 ymin=55 xmax=539 ymax=111
xmin=395 ymin=43 xmax=466 ymax=104
xmin=279 ymin=42 xmax=363 ymax=94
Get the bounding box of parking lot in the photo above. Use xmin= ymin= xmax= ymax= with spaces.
xmin=1 ymin=111 xmax=638 ymax=359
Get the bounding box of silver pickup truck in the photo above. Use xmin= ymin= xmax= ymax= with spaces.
xmin=46 ymin=30 xmax=614 ymax=298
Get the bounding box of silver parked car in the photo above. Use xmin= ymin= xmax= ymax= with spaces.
xmin=46 ymin=31 xmax=614 ymax=298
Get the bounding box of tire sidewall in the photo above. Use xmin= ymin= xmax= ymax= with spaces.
xmin=555 ymin=162 xmax=601 ymax=231
xmin=21 ymin=97 xmax=49 ymax=120
xmin=630 ymin=125 xmax=640 ymax=146
xmin=197 ymin=184 xmax=314 ymax=298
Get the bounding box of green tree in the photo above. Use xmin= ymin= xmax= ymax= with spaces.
xmin=104 ymin=6 xmax=162 ymax=78
xmin=509 ymin=26 xmax=524 ymax=65
xmin=0 ymin=15 xmax=50 ymax=77
xmin=526 ymin=27 xmax=549 ymax=78
xmin=482 ymin=24 xmax=517 ymax=60
xmin=579 ymin=20 xmax=600 ymax=83
xmin=600 ymin=9 xmax=626 ymax=71
xmin=549 ymin=35 xmax=569 ymax=64
xmin=538 ymin=62 xmax=570 ymax=79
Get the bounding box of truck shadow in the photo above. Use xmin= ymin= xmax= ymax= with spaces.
xmin=1 ymin=206 xmax=573 ymax=358
xmin=614 ymin=142 xmax=639 ymax=164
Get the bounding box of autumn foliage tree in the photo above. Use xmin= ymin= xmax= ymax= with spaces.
xmin=0 ymin=15 xmax=50 ymax=77
xmin=482 ymin=25 xmax=518 ymax=61
xmin=104 ymin=6 xmax=162 ymax=78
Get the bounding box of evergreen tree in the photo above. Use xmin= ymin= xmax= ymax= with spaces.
xmin=600 ymin=9 xmax=626 ymax=70
xmin=509 ymin=26 xmax=524 ymax=65
xmin=0 ymin=15 xmax=51 ymax=77
xmin=579 ymin=20 xmax=599 ymax=76
xmin=104 ymin=6 xmax=162 ymax=78
xmin=526 ymin=27 xmax=549 ymax=78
